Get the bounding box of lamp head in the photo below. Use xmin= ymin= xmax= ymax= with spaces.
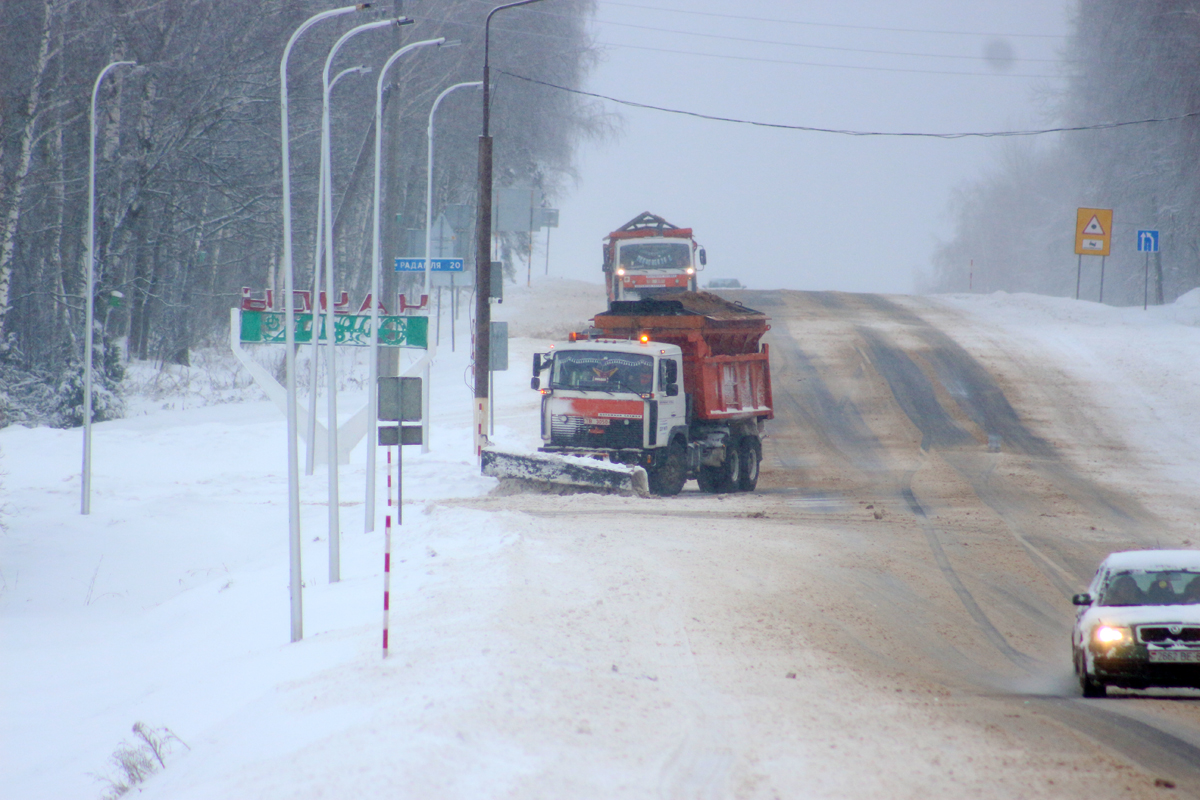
xmin=439 ymin=38 xmax=463 ymax=48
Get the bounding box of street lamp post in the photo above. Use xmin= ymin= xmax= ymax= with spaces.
xmin=473 ymin=0 xmax=548 ymax=458
xmin=319 ymin=18 xmax=402 ymax=585
xmin=422 ymin=80 xmax=481 ymax=454
xmin=278 ymin=2 xmax=369 ymax=643
xmin=306 ymin=64 xmax=371 ymax=477
xmin=82 ymin=59 xmax=136 ymax=516
xmin=365 ymin=37 xmax=448 ymax=532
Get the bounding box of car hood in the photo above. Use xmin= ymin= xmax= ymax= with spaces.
xmin=1080 ymin=604 xmax=1200 ymax=628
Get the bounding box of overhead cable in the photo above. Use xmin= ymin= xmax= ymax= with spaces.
xmin=497 ymin=69 xmax=1200 ymax=138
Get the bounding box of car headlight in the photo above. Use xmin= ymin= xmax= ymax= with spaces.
xmin=1093 ymin=625 xmax=1130 ymax=645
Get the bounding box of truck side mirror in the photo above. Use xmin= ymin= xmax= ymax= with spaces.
xmin=532 ymin=353 xmax=543 ymax=376
xmin=698 ymin=248 xmax=707 ymax=267
xmin=662 ymin=359 xmax=678 ymax=395
xmin=531 ymin=376 xmax=541 ymax=391
xmin=1071 ymin=593 xmax=1093 ymax=606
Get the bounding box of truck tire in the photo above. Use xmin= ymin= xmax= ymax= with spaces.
xmin=697 ymin=465 xmax=722 ymax=494
xmin=737 ymin=437 xmax=761 ymax=492
xmin=717 ymin=440 xmax=742 ymax=493
xmin=648 ymin=440 xmax=687 ymax=496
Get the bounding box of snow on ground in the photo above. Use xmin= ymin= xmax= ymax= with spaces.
xmin=2 ymin=280 xmax=1200 ymax=798
xmin=925 ymin=289 xmax=1200 ymax=527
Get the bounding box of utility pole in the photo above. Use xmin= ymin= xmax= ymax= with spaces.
xmin=473 ymin=0 xmax=549 ymax=457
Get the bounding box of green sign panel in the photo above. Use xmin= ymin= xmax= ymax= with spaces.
xmin=239 ymin=311 xmax=428 ymax=348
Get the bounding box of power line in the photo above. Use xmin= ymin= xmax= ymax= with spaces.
xmin=592 ymin=1 xmax=1070 ymax=40
xmin=498 ymin=69 xmax=1200 ymax=138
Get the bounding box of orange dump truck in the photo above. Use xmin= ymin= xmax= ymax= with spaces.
xmin=528 ymin=292 xmax=772 ymax=495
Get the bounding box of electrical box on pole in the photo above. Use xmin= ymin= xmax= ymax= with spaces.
xmin=490 ymin=260 xmax=504 ymax=302
xmin=490 ymin=321 xmax=509 ymax=371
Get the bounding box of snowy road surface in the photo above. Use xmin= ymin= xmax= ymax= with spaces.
xmin=3 ymin=280 xmax=1200 ymax=798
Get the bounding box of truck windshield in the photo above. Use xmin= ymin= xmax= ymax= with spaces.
xmin=618 ymin=241 xmax=690 ymax=270
xmin=551 ymin=351 xmax=654 ymax=393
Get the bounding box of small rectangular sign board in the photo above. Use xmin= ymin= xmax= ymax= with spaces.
xmin=1137 ymin=229 xmax=1160 ymax=253
xmin=378 ymin=376 xmax=422 ymax=422
xmin=377 ymin=425 xmax=423 ymax=446
xmin=1075 ymin=207 xmax=1113 ymax=256
xmin=395 ymin=258 xmax=464 ymax=272
xmin=239 ymin=311 xmax=427 ymax=348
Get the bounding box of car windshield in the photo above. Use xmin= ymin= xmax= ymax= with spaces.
xmin=618 ymin=242 xmax=690 ymax=270
xmin=1099 ymin=570 xmax=1200 ymax=606
xmin=550 ymin=351 xmax=654 ymax=393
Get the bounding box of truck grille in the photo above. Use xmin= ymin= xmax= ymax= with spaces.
xmin=1139 ymin=626 xmax=1200 ymax=644
xmin=550 ymin=415 xmax=642 ymax=449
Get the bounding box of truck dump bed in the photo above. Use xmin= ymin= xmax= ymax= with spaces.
xmin=589 ymin=292 xmax=773 ymax=422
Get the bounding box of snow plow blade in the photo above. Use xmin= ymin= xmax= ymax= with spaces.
xmin=481 ymin=449 xmax=648 ymax=496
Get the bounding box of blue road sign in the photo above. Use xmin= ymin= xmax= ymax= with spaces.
xmin=395 ymin=257 xmax=464 ymax=272
xmin=1137 ymin=230 xmax=1160 ymax=253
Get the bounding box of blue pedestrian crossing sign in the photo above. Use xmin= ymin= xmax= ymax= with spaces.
xmin=1137 ymin=230 xmax=1160 ymax=253
xmin=395 ymin=257 xmax=464 ymax=272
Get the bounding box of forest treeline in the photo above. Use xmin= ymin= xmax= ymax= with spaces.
xmin=0 ymin=0 xmax=603 ymax=427
xmin=927 ymin=1 xmax=1200 ymax=303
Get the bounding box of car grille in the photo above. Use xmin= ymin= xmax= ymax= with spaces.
xmin=550 ymin=415 xmax=642 ymax=449
xmin=1139 ymin=626 xmax=1200 ymax=644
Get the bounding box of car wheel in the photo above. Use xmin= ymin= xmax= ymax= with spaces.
xmin=1080 ymin=667 xmax=1107 ymax=698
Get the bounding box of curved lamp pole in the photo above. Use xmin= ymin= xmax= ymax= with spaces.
xmin=473 ymin=0 xmax=548 ymax=458
xmin=365 ymin=37 xmax=447 ymax=532
xmin=278 ymin=2 xmax=369 ymax=643
xmin=82 ymin=59 xmax=136 ymax=516
xmin=421 ymin=81 xmax=481 ymax=455
xmin=306 ymin=64 xmax=372 ymax=477
xmin=318 ymin=17 xmax=403 ymax=585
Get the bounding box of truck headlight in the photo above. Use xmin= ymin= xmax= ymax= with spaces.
xmin=1093 ymin=625 xmax=1130 ymax=645
xmin=616 ymin=268 xmax=626 ymax=276
xmin=686 ymin=267 xmax=695 ymax=274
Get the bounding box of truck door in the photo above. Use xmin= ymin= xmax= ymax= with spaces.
xmin=657 ymin=356 xmax=685 ymax=441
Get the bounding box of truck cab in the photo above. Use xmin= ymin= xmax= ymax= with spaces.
xmin=602 ymin=212 xmax=705 ymax=305
xmin=534 ymin=340 xmax=686 ymax=462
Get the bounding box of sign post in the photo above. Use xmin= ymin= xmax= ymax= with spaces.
xmin=1137 ymin=229 xmax=1160 ymax=310
xmin=1074 ymin=208 xmax=1113 ymax=301
xmin=376 ymin=376 xmax=423 ymax=659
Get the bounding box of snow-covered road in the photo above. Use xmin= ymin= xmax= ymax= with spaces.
xmin=3 ymin=280 xmax=1200 ymax=798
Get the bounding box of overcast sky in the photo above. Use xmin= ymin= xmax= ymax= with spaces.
xmin=520 ymin=0 xmax=1074 ymax=294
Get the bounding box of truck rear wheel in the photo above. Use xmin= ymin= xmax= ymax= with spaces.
xmin=717 ymin=441 xmax=741 ymax=493
xmin=737 ymin=437 xmax=761 ymax=492
xmin=648 ymin=440 xmax=687 ymax=496
xmin=697 ymin=465 xmax=721 ymax=493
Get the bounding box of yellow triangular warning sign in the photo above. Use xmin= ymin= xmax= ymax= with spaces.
xmin=1083 ymin=215 xmax=1105 ymax=235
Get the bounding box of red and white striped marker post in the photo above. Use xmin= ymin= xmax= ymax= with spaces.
xmin=382 ymin=447 xmax=393 ymax=657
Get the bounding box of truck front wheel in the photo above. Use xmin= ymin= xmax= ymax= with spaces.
xmin=648 ymin=440 xmax=687 ymax=496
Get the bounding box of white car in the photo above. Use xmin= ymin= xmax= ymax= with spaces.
xmin=1072 ymin=550 xmax=1200 ymax=697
